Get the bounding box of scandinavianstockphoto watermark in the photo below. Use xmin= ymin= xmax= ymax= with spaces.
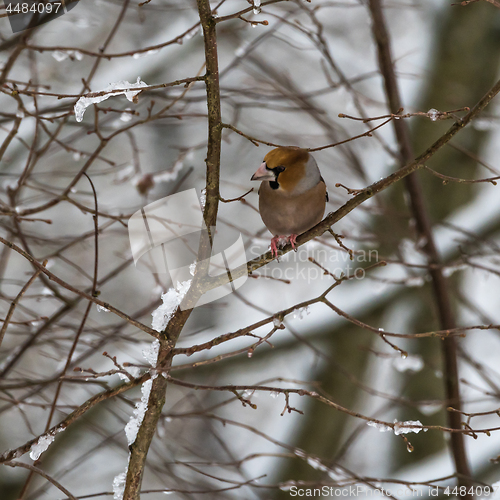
xmin=3 ymin=0 xmax=81 ymax=33
xmin=248 ymin=244 xmax=379 ymax=283
xmin=128 ymin=189 xmax=379 ymax=312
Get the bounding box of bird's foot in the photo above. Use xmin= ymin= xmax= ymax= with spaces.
xmin=270 ymin=234 xmax=299 ymax=258
xmin=270 ymin=236 xmax=284 ymax=258
xmin=288 ymin=234 xmax=298 ymax=251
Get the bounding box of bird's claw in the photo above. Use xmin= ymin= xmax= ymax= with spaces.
xmin=270 ymin=234 xmax=299 ymax=258
xmin=270 ymin=236 xmax=282 ymax=258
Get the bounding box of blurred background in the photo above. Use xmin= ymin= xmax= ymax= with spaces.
xmin=1 ymin=0 xmax=500 ymax=498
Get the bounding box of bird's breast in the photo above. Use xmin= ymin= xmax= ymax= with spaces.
xmin=258 ymin=181 xmax=326 ymax=236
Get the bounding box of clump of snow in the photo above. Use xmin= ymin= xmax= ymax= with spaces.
xmin=155 ymin=158 xmax=184 ymax=183
xmin=367 ymin=419 xmax=427 ymax=435
xmin=151 ymin=280 xmax=191 ymax=332
xmin=418 ymin=402 xmax=442 ymax=416
xmin=113 ymin=470 xmax=127 ymax=500
xmin=442 ymin=264 xmax=467 ymax=277
xmin=189 ymin=262 xmax=197 ymax=276
xmin=124 ymin=378 xmax=153 ymax=446
xmin=29 ymin=434 xmax=55 ymax=460
xmin=74 ymin=77 xmax=148 ymax=122
xmin=120 ymin=109 xmax=133 ymax=122
xmin=29 ymin=320 xmax=43 ymax=332
xmin=53 ymin=50 xmax=83 ymax=62
xmin=115 ymin=164 xmax=135 ymax=183
xmin=132 ymin=49 xmax=159 ymax=59
xmin=367 ymin=421 xmax=392 ymax=432
xmin=406 ymin=276 xmax=425 ymax=287
xmin=393 ymin=420 xmax=427 ymax=436
xmin=199 ymin=188 xmax=206 ymax=210
xmin=117 ymin=366 xmax=140 ymax=381
xmin=52 ymin=50 xmax=69 ymax=62
xmin=393 ymin=354 xmax=424 ymax=373
xmin=96 ymin=304 xmax=110 ymax=313
xmin=280 ymin=481 xmax=296 ymax=491
xmin=142 ymin=339 xmax=160 ymax=368
xmin=292 ymin=306 xmax=310 ymax=320
xmin=399 ymin=238 xmax=426 ymax=266
xmin=307 ymin=457 xmax=328 ymax=472
xmin=29 ymin=427 xmax=64 ymax=460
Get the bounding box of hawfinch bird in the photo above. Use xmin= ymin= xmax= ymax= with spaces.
xmin=251 ymin=147 xmax=328 ymax=257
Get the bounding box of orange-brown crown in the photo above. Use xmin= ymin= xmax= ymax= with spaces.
xmin=263 ymin=147 xmax=309 ymax=192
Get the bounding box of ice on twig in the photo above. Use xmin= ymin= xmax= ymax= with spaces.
xmin=112 ymin=470 xmax=127 ymax=500
xmin=406 ymin=276 xmax=425 ymax=287
xmin=96 ymin=304 xmax=110 ymax=313
xmin=367 ymin=419 xmax=426 ymax=435
xmin=393 ymin=420 xmax=427 ymax=435
xmin=273 ymin=317 xmax=283 ymax=327
xmin=367 ymin=421 xmax=392 ymax=432
xmin=189 ymin=262 xmax=197 ymax=276
xmin=133 ymin=49 xmax=159 ymax=59
xmin=280 ymin=482 xmax=296 ymax=491
xmin=199 ymin=188 xmax=206 ymax=210
xmin=151 ymin=280 xmax=192 ymax=332
xmin=74 ymin=77 xmax=148 ymax=122
xmin=52 ymin=50 xmax=83 ymax=62
xmin=253 ymin=0 xmax=262 ymax=14
xmin=307 ymin=457 xmax=328 ymax=472
xmin=29 ymin=427 xmax=64 ymax=460
xmin=30 ymin=320 xmax=43 ymax=332
xmin=442 ymin=264 xmax=467 ymax=277
xmin=292 ymin=306 xmax=310 ymax=320
xmin=155 ymin=158 xmax=184 ymax=183
xmin=120 ymin=108 xmax=133 ymax=122
xmin=29 ymin=434 xmax=55 ymax=460
xmin=142 ymin=339 xmax=160 ymax=368
xmin=427 ymin=108 xmax=439 ymax=122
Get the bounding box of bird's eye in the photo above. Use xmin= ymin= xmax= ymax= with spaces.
xmin=273 ymin=165 xmax=285 ymax=174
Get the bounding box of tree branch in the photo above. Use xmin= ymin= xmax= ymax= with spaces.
xmin=367 ymin=0 xmax=473 ymax=492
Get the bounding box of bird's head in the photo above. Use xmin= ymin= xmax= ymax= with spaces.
xmin=251 ymin=147 xmax=319 ymax=193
